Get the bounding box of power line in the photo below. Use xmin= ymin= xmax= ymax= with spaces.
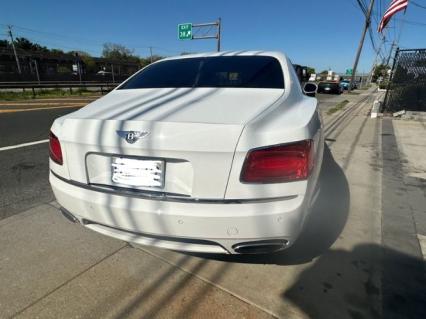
xmin=411 ymin=1 xmax=426 ymax=9
xmin=354 ymin=0 xmax=381 ymax=55
xmin=368 ymin=26 xmax=378 ymax=52
xmin=356 ymin=0 xmax=368 ymax=15
xmin=6 ymin=25 xmax=22 ymax=74
xmin=0 ymin=22 xmax=104 ymax=46
xmin=372 ymin=5 xmax=380 ymax=25
xmin=10 ymin=33 xmax=101 ymax=55
xmin=395 ymin=17 xmax=426 ymax=26
xmin=0 ymin=22 xmax=180 ymax=57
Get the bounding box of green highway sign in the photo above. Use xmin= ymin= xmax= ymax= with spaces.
xmin=178 ymin=23 xmax=192 ymax=40
xmin=346 ymin=68 xmax=353 ymax=75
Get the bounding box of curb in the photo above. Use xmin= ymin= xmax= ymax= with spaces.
xmin=371 ymin=91 xmax=386 ymax=118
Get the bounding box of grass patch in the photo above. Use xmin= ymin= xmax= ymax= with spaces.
xmin=327 ymin=100 xmax=349 ymax=115
xmin=358 ymin=84 xmax=372 ymax=90
xmin=0 ymin=88 xmax=96 ymax=101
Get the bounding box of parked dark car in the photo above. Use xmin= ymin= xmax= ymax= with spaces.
xmin=317 ymin=81 xmax=342 ymax=94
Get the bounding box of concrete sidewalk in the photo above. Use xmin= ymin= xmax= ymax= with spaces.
xmin=0 ymin=203 xmax=273 ymax=319
xmin=392 ymin=119 xmax=426 ymax=260
xmin=1 ymin=91 xmax=425 ymax=318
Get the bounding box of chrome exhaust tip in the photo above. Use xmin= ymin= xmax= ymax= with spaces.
xmin=232 ymin=240 xmax=288 ymax=254
xmin=60 ymin=207 xmax=79 ymax=224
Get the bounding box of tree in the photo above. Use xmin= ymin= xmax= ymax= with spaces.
xmin=307 ymin=67 xmax=316 ymax=75
xmin=0 ymin=39 xmax=9 ymax=48
xmin=372 ymin=64 xmax=390 ymax=82
xmin=14 ymin=37 xmax=48 ymax=52
xmin=67 ymin=51 xmax=98 ymax=73
xmin=50 ymin=48 xmax=64 ymax=55
xmin=152 ymin=55 xmax=163 ymax=61
xmin=81 ymin=55 xmax=97 ymax=73
xmin=140 ymin=55 xmax=164 ymax=68
xmin=57 ymin=65 xmax=71 ymax=73
xmin=67 ymin=50 xmax=91 ymax=57
xmin=102 ymin=43 xmax=139 ymax=62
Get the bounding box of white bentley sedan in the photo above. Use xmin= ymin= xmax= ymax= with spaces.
xmin=49 ymin=51 xmax=324 ymax=254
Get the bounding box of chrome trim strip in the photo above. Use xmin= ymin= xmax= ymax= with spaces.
xmin=51 ymin=170 xmax=297 ymax=204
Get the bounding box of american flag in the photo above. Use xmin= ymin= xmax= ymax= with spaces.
xmin=378 ymin=0 xmax=409 ymax=33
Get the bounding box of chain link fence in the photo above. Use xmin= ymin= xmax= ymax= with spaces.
xmin=0 ymin=49 xmax=141 ymax=83
xmin=383 ymin=48 xmax=426 ymax=113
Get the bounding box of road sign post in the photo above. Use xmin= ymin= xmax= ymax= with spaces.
xmin=178 ymin=23 xmax=192 ymax=40
xmin=177 ymin=19 xmax=222 ymax=52
xmin=346 ymin=68 xmax=353 ymax=76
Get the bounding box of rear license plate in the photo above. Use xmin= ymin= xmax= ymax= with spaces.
xmin=111 ymin=157 xmax=164 ymax=188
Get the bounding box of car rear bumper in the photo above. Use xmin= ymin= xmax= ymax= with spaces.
xmin=50 ymin=171 xmax=310 ymax=254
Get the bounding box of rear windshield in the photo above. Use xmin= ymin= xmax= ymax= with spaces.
xmin=118 ymin=56 xmax=284 ymax=89
xmin=319 ymin=82 xmax=338 ymax=88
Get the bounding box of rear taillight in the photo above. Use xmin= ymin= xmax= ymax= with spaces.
xmin=49 ymin=132 xmax=63 ymax=165
xmin=240 ymin=140 xmax=314 ymax=183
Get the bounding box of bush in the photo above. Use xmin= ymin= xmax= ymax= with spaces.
xmin=57 ymin=66 xmax=72 ymax=74
xmin=379 ymin=81 xmax=389 ymax=90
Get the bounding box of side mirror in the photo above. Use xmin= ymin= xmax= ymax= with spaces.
xmin=303 ymin=82 xmax=317 ymax=97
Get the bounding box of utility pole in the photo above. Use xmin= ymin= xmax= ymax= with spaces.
xmin=33 ymin=59 xmax=40 ymax=83
xmin=349 ymin=0 xmax=375 ymax=92
xmin=7 ymin=25 xmax=22 ymax=74
xmin=74 ymin=52 xmax=82 ymax=83
xmin=217 ymin=18 xmax=221 ymax=52
xmin=111 ymin=64 xmax=115 ymax=83
xmin=368 ymin=36 xmax=386 ymax=84
xmin=149 ymin=46 xmax=153 ymax=63
xmin=382 ymin=47 xmax=400 ymax=111
xmin=77 ymin=60 xmax=82 ymax=83
xmin=385 ymin=40 xmax=396 ymax=66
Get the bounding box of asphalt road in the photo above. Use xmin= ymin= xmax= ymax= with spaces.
xmin=0 ymin=108 xmax=79 ymax=147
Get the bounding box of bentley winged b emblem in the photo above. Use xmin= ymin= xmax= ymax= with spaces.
xmin=116 ymin=130 xmax=150 ymax=144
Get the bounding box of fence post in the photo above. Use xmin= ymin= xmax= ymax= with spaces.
xmin=382 ymin=47 xmax=400 ymax=113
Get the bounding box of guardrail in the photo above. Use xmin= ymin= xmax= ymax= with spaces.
xmin=0 ymin=81 xmax=119 ymax=96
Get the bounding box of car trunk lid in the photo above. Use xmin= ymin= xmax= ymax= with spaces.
xmin=59 ymin=88 xmax=283 ymax=199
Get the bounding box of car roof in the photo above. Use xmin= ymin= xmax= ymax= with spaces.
xmin=161 ymin=51 xmax=287 ymax=61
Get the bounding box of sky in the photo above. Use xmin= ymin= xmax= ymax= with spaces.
xmin=0 ymin=0 xmax=425 ymax=73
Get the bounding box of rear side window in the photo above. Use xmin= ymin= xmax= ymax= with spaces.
xmin=119 ymin=58 xmax=200 ymax=88
xmin=119 ymin=56 xmax=284 ymax=89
